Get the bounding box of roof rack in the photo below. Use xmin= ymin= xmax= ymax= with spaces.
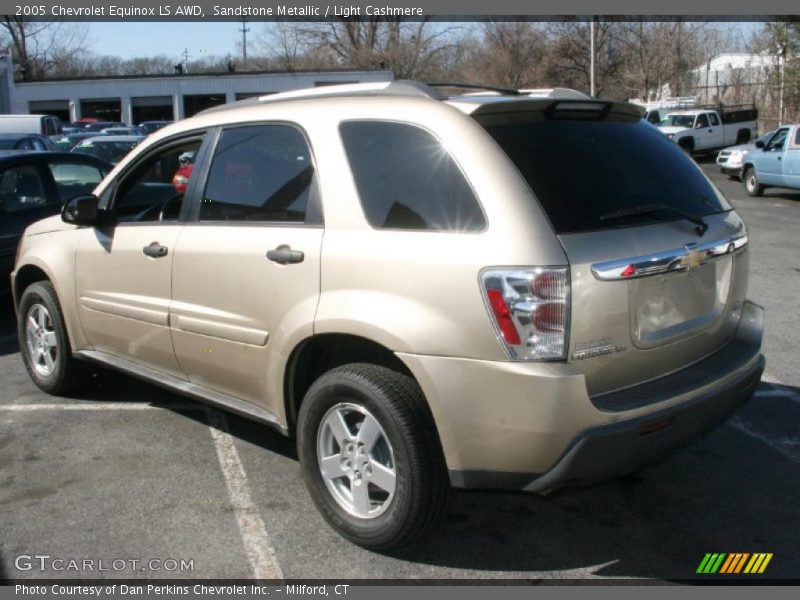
xmin=196 ymin=80 xmax=443 ymax=115
xmin=195 ymin=80 xmax=587 ymax=117
xmin=258 ymin=81 xmax=444 ymax=103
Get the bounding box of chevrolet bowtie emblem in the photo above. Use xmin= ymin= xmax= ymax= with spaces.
xmin=680 ymin=247 xmax=705 ymax=269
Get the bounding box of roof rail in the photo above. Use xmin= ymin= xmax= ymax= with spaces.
xmin=196 ymin=81 xmax=444 ymax=115
xmin=257 ymin=80 xmax=444 ymax=103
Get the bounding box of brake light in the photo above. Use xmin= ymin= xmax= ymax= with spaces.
xmin=481 ymin=268 xmax=569 ymax=361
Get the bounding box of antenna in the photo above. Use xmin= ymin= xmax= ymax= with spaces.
xmin=239 ymin=17 xmax=250 ymax=62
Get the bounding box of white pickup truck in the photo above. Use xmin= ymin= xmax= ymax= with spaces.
xmin=658 ymin=105 xmax=758 ymax=154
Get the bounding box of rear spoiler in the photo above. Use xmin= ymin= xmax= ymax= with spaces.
xmin=467 ymin=98 xmax=646 ymax=120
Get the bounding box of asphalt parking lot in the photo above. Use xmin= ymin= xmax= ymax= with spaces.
xmin=1 ymin=159 xmax=798 ymax=582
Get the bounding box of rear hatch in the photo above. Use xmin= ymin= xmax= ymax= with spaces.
xmin=473 ymin=100 xmax=749 ymax=396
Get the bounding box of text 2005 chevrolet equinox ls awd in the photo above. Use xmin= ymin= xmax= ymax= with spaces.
xmin=11 ymin=82 xmax=764 ymax=549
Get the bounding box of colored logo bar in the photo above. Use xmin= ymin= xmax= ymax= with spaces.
xmin=697 ymin=553 xmax=773 ymax=574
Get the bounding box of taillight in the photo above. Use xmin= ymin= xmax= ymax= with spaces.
xmin=480 ymin=268 xmax=569 ymax=361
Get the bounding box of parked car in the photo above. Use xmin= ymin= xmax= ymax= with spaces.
xmin=643 ymin=107 xmax=674 ymax=125
xmin=53 ymin=132 xmax=105 ymax=151
xmin=0 ymin=114 xmax=63 ymax=137
xmin=171 ymin=150 xmax=196 ymax=195
xmin=716 ymin=129 xmax=777 ymax=179
xmin=11 ymin=81 xmax=764 ymax=549
xmin=0 ymin=133 xmax=57 ymax=151
xmin=0 ymin=151 xmax=110 ymax=292
xmin=101 ymin=126 xmax=146 ymax=136
xmin=139 ymin=120 xmax=173 ymax=135
xmin=659 ymin=105 xmax=758 ymax=153
xmin=741 ymin=124 xmax=800 ymax=196
xmin=82 ymin=121 xmax=122 ymax=132
xmin=71 ymin=135 xmax=143 ymax=165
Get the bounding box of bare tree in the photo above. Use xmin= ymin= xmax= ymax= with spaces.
xmin=748 ymin=20 xmax=800 ymax=126
xmin=0 ymin=17 xmax=88 ymax=80
xmin=466 ymin=22 xmax=548 ymax=88
xmin=545 ymin=20 xmax=625 ymax=97
xmin=257 ymin=18 xmax=464 ymax=79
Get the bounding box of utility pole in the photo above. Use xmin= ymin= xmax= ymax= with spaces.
xmin=778 ymin=22 xmax=787 ymax=126
xmin=239 ymin=17 xmax=250 ymax=62
xmin=590 ymin=16 xmax=597 ymax=97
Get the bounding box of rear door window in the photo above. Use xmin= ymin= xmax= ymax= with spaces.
xmin=340 ymin=121 xmax=485 ymax=232
xmin=477 ymin=113 xmax=731 ymax=234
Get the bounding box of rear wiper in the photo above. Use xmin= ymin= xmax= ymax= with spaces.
xmin=600 ymin=203 xmax=708 ymax=237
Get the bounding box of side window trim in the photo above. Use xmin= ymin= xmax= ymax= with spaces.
xmin=186 ymin=126 xmax=221 ymax=224
xmin=194 ymin=121 xmax=322 ymax=227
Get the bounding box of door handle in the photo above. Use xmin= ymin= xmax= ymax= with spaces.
xmin=266 ymin=245 xmax=304 ymax=265
xmin=143 ymin=242 xmax=168 ymax=258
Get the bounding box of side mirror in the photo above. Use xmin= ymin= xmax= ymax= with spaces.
xmin=755 ymin=140 xmax=765 ymax=149
xmin=62 ymin=194 xmax=100 ymax=226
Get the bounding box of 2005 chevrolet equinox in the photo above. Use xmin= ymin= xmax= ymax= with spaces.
xmin=11 ymin=81 xmax=765 ymax=549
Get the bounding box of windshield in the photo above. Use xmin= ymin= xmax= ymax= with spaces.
xmin=660 ymin=114 xmax=696 ymax=128
xmin=476 ymin=113 xmax=731 ymax=234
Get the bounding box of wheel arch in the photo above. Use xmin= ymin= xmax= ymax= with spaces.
xmin=283 ymin=333 xmax=417 ymax=435
xmin=13 ymin=263 xmax=51 ymax=309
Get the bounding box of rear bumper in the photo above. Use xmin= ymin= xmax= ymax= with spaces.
xmin=523 ymin=352 xmax=763 ymax=494
xmin=398 ymin=301 xmax=764 ymax=492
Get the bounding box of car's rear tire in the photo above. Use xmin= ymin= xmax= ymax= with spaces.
xmin=297 ymin=363 xmax=452 ymax=550
xmin=743 ymin=167 xmax=764 ymax=197
xmin=18 ymin=281 xmax=90 ymax=395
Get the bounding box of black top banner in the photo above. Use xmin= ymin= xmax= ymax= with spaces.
xmin=0 ymin=0 xmax=798 ymax=20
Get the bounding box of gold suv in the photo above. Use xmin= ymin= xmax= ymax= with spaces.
xmin=12 ymin=82 xmax=765 ymax=549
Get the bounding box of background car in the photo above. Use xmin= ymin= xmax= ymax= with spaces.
xmin=82 ymin=121 xmax=122 ymax=132
xmin=53 ymin=131 xmax=104 ymax=151
xmin=717 ymin=129 xmax=777 ymax=179
xmin=0 ymin=134 xmax=57 ymax=151
xmin=171 ymin=149 xmax=197 ymax=194
xmin=101 ymin=126 xmax=146 ymax=136
xmin=139 ymin=121 xmax=173 ymax=135
xmin=0 ymin=114 xmax=63 ymax=137
xmin=0 ymin=151 xmax=110 ymax=292
xmin=71 ymin=135 xmax=143 ymax=165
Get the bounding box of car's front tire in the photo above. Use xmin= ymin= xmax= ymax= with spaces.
xmin=18 ymin=281 xmax=90 ymax=395
xmin=297 ymin=363 xmax=451 ymax=550
xmin=743 ymin=167 xmax=764 ymax=197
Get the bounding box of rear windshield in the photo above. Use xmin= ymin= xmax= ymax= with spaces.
xmin=477 ymin=113 xmax=731 ymax=234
